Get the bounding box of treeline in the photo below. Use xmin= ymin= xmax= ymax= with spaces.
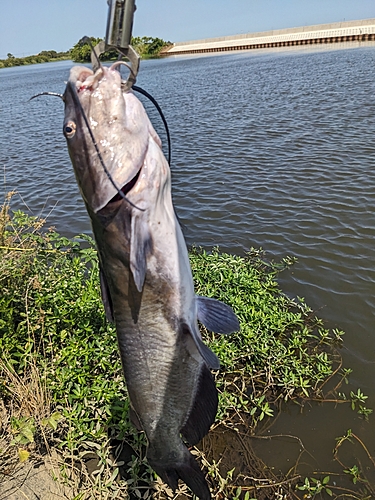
xmin=0 ymin=50 xmax=69 ymax=68
xmin=0 ymin=36 xmax=171 ymax=69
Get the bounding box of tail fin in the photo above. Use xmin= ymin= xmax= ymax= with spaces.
xmin=149 ymin=445 xmax=211 ymax=500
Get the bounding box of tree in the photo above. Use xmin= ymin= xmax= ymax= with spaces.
xmin=69 ymin=36 xmax=171 ymax=62
xmin=70 ymin=37 xmax=102 ymax=62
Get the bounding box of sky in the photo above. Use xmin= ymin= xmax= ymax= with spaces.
xmin=1 ymin=0 xmax=375 ymax=59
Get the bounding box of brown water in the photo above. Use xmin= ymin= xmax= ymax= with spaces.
xmin=1 ymin=43 xmax=375 ymax=492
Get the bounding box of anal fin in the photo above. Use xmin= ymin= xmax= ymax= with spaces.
xmin=181 ymin=363 xmax=218 ymax=446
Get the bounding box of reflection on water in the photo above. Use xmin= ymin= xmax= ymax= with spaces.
xmin=1 ymin=44 xmax=375 ymax=485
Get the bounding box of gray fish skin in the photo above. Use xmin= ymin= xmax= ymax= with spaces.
xmin=62 ymin=65 xmax=238 ymax=500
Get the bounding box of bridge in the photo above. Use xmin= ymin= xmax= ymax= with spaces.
xmin=164 ymin=18 xmax=375 ymax=55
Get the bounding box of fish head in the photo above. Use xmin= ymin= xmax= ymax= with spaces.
xmin=63 ymin=65 xmax=150 ymax=213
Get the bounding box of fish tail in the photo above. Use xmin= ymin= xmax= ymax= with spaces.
xmin=149 ymin=445 xmax=211 ymax=500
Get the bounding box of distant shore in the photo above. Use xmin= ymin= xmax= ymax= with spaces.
xmin=0 ymin=51 xmax=70 ymax=69
xmin=1 ymin=36 xmax=170 ymax=69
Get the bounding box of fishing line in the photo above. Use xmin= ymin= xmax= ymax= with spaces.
xmin=30 ymin=57 xmax=170 ymax=210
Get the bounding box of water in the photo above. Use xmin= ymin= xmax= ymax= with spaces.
xmin=1 ymin=44 xmax=375 ymax=489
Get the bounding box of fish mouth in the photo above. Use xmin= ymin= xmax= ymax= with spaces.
xmin=75 ymin=68 xmax=101 ymax=93
xmin=106 ymin=167 xmax=142 ymax=205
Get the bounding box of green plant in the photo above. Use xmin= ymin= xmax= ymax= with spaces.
xmin=297 ymin=475 xmax=332 ymax=497
xmin=189 ymin=247 xmax=350 ymax=428
xmin=69 ymin=35 xmax=170 ymax=62
xmin=338 ymin=389 xmax=373 ymax=420
xmin=10 ymin=416 xmax=36 ymax=445
xmin=0 ymin=200 xmax=372 ymax=499
xmin=344 ymin=465 xmax=362 ymax=485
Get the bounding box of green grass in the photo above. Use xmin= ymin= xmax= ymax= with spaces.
xmin=0 ymin=196 xmax=373 ymax=499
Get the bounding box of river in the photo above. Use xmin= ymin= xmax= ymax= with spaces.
xmin=1 ymin=42 xmax=375 ymax=493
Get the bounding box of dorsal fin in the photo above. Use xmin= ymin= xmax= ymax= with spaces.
xmin=181 ymin=362 xmax=218 ymax=446
xmin=196 ymin=296 xmax=240 ymax=334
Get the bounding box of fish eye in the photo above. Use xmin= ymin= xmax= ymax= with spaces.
xmin=63 ymin=121 xmax=76 ymax=139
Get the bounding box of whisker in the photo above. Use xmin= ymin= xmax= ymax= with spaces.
xmin=29 ymin=92 xmax=64 ymax=101
xmin=133 ymin=85 xmax=171 ymax=167
xmin=80 ymin=36 xmax=103 ymax=71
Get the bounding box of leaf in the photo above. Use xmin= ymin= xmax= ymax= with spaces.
xmin=46 ymin=411 xmax=62 ymax=430
xmin=108 ymin=467 xmax=119 ymax=483
xmin=326 ymin=487 xmax=333 ymax=496
xmin=18 ymin=449 xmax=30 ymax=462
xmin=323 ymin=475 xmax=330 ymax=485
xmin=48 ymin=419 xmax=58 ymax=430
xmin=21 ymin=426 xmax=34 ymax=443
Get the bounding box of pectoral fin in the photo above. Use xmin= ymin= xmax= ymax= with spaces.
xmin=130 ymin=213 xmax=152 ymax=292
xmin=196 ymin=296 xmax=240 ymax=334
xmin=99 ymin=268 xmax=114 ymax=322
xmin=195 ymin=337 xmax=220 ymax=370
xmin=183 ymin=323 xmax=220 ymax=370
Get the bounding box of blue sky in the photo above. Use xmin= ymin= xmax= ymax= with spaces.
xmin=1 ymin=0 xmax=375 ymax=58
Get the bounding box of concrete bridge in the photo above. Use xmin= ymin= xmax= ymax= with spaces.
xmin=164 ymin=18 xmax=375 ymax=55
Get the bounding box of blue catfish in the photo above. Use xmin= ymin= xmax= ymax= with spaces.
xmin=62 ymin=63 xmax=239 ymax=500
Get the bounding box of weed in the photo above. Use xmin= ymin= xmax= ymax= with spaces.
xmin=296 ymin=475 xmax=332 ymax=497
xmin=0 ymin=197 xmax=373 ymax=499
xmin=338 ymin=389 xmax=373 ymax=420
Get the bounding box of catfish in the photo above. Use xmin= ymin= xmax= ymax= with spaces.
xmin=62 ymin=63 xmax=239 ymax=499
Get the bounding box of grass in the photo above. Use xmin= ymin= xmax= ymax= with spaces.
xmin=0 ymin=193 xmax=373 ymax=499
